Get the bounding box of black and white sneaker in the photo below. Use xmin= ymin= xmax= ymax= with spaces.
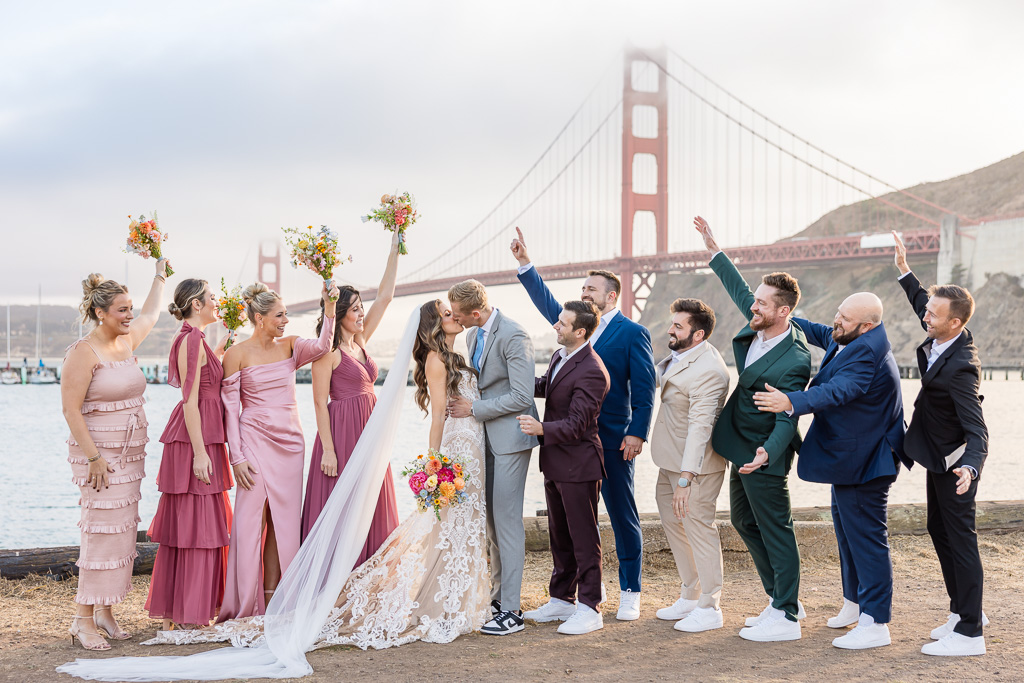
xmin=490 ymin=600 xmax=502 ymax=619
xmin=481 ymin=610 xmax=525 ymax=636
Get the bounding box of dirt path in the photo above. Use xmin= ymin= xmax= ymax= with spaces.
xmin=3 ymin=532 xmax=1022 ymax=682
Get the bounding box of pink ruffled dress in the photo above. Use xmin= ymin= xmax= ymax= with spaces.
xmin=65 ymin=338 xmax=149 ymax=606
xmin=300 ymin=347 xmax=398 ymax=563
xmin=145 ymin=322 xmax=234 ymax=625
xmin=218 ymin=318 xmax=334 ymax=621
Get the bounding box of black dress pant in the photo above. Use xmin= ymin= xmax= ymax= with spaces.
xmin=926 ymin=468 xmax=984 ymax=637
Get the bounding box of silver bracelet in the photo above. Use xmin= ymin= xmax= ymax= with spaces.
xmin=87 ymin=453 xmax=101 ymax=463
xmin=154 ymin=274 xmax=166 ymax=282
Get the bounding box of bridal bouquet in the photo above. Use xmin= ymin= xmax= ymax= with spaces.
xmin=124 ymin=212 xmax=174 ymax=276
xmin=402 ymin=448 xmax=470 ymax=520
xmin=281 ymin=225 xmax=351 ymax=295
xmin=361 ymin=192 xmax=418 ymax=255
xmin=217 ymin=279 xmax=246 ymax=349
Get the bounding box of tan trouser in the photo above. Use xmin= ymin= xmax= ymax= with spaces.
xmin=655 ymin=468 xmax=725 ymax=610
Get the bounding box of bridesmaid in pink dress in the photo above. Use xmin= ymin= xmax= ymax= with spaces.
xmin=218 ymin=280 xmax=338 ymax=620
xmin=146 ymin=279 xmax=233 ymax=629
xmin=60 ymin=261 xmax=169 ymax=651
xmin=301 ymin=230 xmax=401 ymax=561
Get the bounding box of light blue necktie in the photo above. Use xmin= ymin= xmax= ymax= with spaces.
xmin=472 ymin=327 xmax=486 ymax=371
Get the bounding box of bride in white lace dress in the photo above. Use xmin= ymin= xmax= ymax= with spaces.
xmin=58 ymin=305 xmax=490 ymax=681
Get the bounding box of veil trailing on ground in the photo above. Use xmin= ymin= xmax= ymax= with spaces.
xmin=58 ymin=309 xmax=423 ymax=681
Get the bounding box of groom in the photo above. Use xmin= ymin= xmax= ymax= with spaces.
xmin=447 ymin=279 xmax=540 ymax=636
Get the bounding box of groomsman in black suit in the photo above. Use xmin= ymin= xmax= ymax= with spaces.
xmin=893 ymin=232 xmax=990 ymax=657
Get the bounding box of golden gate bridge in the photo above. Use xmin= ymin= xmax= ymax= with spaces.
xmin=264 ymin=46 xmax=995 ymax=319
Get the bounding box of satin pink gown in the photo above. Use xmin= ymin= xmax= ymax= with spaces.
xmin=299 ymin=347 xmax=399 ymax=564
xmin=218 ymin=318 xmax=333 ymax=621
xmin=64 ymin=338 xmax=149 ymax=607
xmin=146 ymin=322 xmax=233 ymax=624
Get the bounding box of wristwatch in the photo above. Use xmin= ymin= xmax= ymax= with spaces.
xmin=677 ymin=476 xmax=692 ymax=488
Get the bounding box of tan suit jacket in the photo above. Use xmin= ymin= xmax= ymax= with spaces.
xmin=651 ymin=342 xmax=730 ymax=475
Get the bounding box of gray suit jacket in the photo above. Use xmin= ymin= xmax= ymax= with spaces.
xmin=468 ymin=309 xmax=540 ymax=455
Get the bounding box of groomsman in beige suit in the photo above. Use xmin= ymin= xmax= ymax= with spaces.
xmin=651 ymin=298 xmax=731 ymax=633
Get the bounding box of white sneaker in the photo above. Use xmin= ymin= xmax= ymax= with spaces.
xmin=674 ymin=607 xmax=723 ymax=633
xmin=745 ymin=599 xmax=806 ymax=627
xmin=827 ymin=599 xmax=861 ymax=629
xmin=616 ymin=590 xmax=641 ymax=621
xmin=930 ymin=612 xmax=990 ymax=640
xmin=557 ymin=604 xmax=604 ymax=635
xmin=739 ymin=610 xmax=802 ymax=642
xmin=523 ymin=598 xmax=576 ymax=623
xmin=922 ymin=631 xmax=986 ymax=656
xmin=657 ymin=597 xmax=699 ymax=621
xmin=832 ymin=622 xmax=891 ymax=649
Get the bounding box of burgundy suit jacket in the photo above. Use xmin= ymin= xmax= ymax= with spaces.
xmin=535 ymin=343 xmax=610 ymax=483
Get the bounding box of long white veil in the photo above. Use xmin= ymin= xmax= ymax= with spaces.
xmin=58 ymin=309 xmax=423 ymax=681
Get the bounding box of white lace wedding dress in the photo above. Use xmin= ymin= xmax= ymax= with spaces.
xmin=146 ymin=369 xmax=489 ymax=651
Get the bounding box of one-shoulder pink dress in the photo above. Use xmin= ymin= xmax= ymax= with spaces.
xmin=145 ymin=322 xmax=234 ymax=625
xmin=300 ymin=347 xmax=399 ymax=564
xmin=64 ymin=338 xmax=149 ymax=606
xmin=218 ymin=318 xmax=334 ymax=620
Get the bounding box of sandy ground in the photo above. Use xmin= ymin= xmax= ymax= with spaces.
xmin=2 ymin=532 xmax=1023 ymax=683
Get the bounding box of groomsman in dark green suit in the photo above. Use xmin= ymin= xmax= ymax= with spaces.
xmin=694 ymin=216 xmax=812 ymax=642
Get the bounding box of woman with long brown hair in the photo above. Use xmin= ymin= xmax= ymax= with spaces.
xmin=60 ymin=259 xmax=170 ymax=650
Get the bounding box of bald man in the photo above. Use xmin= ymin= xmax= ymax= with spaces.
xmin=754 ymin=293 xmax=912 ymax=650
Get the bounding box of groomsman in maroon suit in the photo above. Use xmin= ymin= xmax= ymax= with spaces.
xmin=518 ymin=300 xmax=610 ymax=635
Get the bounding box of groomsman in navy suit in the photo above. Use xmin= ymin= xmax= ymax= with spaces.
xmin=754 ymin=292 xmax=910 ymax=650
xmin=511 ymin=228 xmax=657 ymax=620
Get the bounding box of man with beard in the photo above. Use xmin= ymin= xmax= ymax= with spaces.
xmin=511 ymin=228 xmax=656 ymax=621
xmin=754 ymin=292 xmax=910 ymax=650
xmin=694 ymin=215 xmax=811 ymax=642
xmin=649 ymin=298 xmax=730 ymax=633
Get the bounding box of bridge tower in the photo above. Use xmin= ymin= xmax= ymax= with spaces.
xmin=620 ymin=46 xmax=669 ymax=319
xmin=258 ymin=241 xmax=282 ymax=295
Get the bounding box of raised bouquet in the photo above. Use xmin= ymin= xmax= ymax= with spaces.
xmin=361 ymin=192 xmax=418 ymax=255
xmin=217 ymin=278 xmax=246 ymax=349
xmin=124 ymin=212 xmax=173 ymax=276
xmin=401 ymin=448 xmax=470 ymax=520
xmin=281 ymin=225 xmax=350 ymax=297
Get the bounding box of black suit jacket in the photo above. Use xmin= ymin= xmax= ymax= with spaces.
xmin=899 ymin=272 xmax=989 ymax=475
xmin=534 ymin=344 xmax=610 ymax=483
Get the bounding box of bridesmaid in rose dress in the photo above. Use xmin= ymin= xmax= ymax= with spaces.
xmin=60 ymin=261 xmax=169 ymax=651
xmin=218 ymin=279 xmax=338 ymax=620
xmin=301 ymin=230 xmax=401 ymax=561
xmin=145 ymin=279 xmax=233 ymax=630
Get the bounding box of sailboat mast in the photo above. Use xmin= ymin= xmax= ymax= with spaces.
xmin=36 ymin=285 xmax=41 ymax=363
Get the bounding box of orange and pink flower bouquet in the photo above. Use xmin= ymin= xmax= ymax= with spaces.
xmin=401 ymin=448 xmax=471 ymax=520
xmin=361 ymin=192 xmax=418 ymax=255
xmin=124 ymin=212 xmax=173 ymax=275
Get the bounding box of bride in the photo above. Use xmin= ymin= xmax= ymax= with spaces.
xmin=59 ymin=303 xmax=490 ymax=680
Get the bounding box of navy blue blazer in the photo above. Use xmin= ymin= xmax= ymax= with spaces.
xmin=789 ymin=318 xmax=910 ymax=485
xmin=518 ymin=266 xmax=657 ymax=450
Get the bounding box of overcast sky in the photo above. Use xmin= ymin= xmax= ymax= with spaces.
xmin=3 ymin=0 xmax=1023 ymax=325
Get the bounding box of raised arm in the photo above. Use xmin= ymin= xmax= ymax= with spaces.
xmin=696 ymin=216 xmax=756 ymax=321
xmin=471 ymin=329 xmax=537 ymax=421
xmin=127 ymin=258 xmax=170 ymax=350
xmin=511 ymin=227 xmax=561 ymax=324
xmin=892 ymin=231 xmax=929 ymax=328
xmin=792 ymin=317 xmax=837 ymax=351
xmin=359 ymin=229 xmax=401 ymax=344
xmin=293 ymin=282 xmax=339 ymax=367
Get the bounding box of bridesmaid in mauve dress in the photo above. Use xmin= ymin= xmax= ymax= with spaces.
xmin=145 ymin=279 xmax=233 ymax=629
xmin=301 ymin=230 xmax=401 ymax=562
xmin=60 ymin=261 xmax=169 ymax=651
xmin=218 ymin=279 xmax=338 ymax=620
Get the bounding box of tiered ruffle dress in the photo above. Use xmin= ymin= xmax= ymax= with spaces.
xmin=65 ymin=338 xmax=149 ymax=606
xmin=146 ymin=322 xmax=234 ymax=625
xmin=300 ymin=347 xmax=398 ymax=565
xmin=218 ymin=318 xmax=334 ymax=620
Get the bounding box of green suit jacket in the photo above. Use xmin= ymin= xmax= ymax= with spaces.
xmin=709 ymin=252 xmax=812 ymax=476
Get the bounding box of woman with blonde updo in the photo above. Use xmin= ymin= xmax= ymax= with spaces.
xmin=301 ymin=229 xmax=401 ymax=555
xmin=60 ymin=259 xmax=170 ymax=650
xmin=217 ymin=278 xmax=338 ymax=620
xmin=145 ymin=278 xmax=233 ymax=630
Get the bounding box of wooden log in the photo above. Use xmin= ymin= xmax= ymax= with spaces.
xmin=0 ymin=543 xmax=158 ymax=580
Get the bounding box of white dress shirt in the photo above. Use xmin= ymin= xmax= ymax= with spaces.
xmin=744 ymin=324 xmax=790 ymax=368
xmin=666 ymin=340 xmax=706 ymax=372
xmin=926 ymin=335 xmax=958 ymax=372
xmin=550 ymin=342 xmax=589 ymax=381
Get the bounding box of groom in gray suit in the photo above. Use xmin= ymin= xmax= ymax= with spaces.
xmin=447 ymin=279 xmax=540 ymax=636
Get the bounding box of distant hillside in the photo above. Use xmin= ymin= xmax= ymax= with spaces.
xmin=791 ymin=151 xmax=1024 ymax=239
